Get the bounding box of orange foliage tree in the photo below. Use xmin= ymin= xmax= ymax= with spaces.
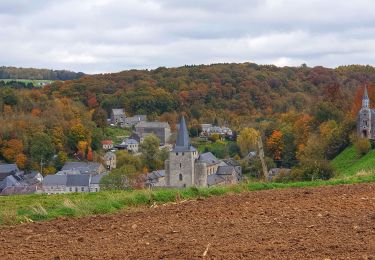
xmin=266 ymin=130 xmax=284 ymax=161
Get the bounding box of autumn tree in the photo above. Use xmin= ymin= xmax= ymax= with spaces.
xmin=30 ymin=133 xmax=55 ymax=164
xmin=266 ymin=130 xmax=284 ymax=161
xmin=237 ymin=128 xmax=260 ymax=157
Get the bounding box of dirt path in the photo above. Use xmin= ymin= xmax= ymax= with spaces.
xmin=1 ymin=183 xmax=375 ymax=259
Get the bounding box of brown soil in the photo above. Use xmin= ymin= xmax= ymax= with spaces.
xmin=1 ymin=183 xmax=375 ymax=259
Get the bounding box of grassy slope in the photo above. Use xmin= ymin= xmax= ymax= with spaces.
xmin=331 ymin=146 xmax=375 ymax=177
xmin=1 ymin=174 xmax=374 ymax=226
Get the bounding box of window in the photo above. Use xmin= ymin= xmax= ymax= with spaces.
xmin=75 ymin=187 xmax=78 ymax=192
xmin=180 ymin=163 xmax=182 ymax=168
xmin=95 ymin=188 xmax=98 ymax=192
xmin=69 ymin=187 xmax=72 ymax=192
xmin=81 ymin=187 xmax=84 ymax=192
xmin=176 ymin=152 xmax=178 ymax=156
xmin=179 ymin=174 xmax=183 ymax=181
xmin=182 ymin=152 xmax=185 ymax=156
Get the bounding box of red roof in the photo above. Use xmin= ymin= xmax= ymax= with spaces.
xmin=101 ymin=140 xmax=113 ymax=145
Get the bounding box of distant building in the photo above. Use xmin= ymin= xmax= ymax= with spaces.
xmin=165 ymin=116 xmax=241 ymax=188
xmin=200 ymin=124 xmax=233 ymax=138
xmin=111 ymin=108 xmax=126 ymax=127
xmin=0 ymin=171 xmax=43 ymax=196
xmin=135 ymin=121 xmax=171 ymax=145
xmin=42 ymin=174 xmax=107 ymax=194
xmin=145 ymin=170 xmax=165 ymax=188
xmin=124 ymin=115 xmax=147 ymax=128
xmin=358 ymin=86 xmax=375 ymax=139
xmin=101 ymin=140 xmax=114 ymax=150
xmin=61 ymin=162 xmax=106 ymax=175
xmin=0 ymin=164 xmax=20 ymax=181
xmin=103 ymin=152 xmax=116 ymax=170
xmin=268 ymin=168 xmax=291 ymax=181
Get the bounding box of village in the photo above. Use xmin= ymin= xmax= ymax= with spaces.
xmin=0 ymin=108 xmax=251 ymax=195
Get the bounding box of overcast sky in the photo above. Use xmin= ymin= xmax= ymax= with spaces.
xmin=1 ymin=0 xmax=375 ymax=74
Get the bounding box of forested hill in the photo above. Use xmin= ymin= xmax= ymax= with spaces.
xmin=0 ymin=66 xmax=85 ymax=80
xmin=1 ymin=62 xmax=375 ymax=172
xmin=47 ymin=63 xmax=375 ymax=127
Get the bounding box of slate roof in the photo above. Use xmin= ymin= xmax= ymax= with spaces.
xmin=135 ymin=121 xmax=170 ymax=128
xmin=207 ymin=174 xmax=226 ymax=186
xmin=66 ymin=175 xmax=91 ymax=187
xmin=0 ymin=175 xmax=22 ymax=191
xmin=112 ymin=108 xmax=125 ymax=115
xmin=173 ymin=116 xmax=196 ymax=152
xmin=62 ymin=162 xmax=102 ymax=174
xmin=91 ymin=174 xmax=107 ymax=184
xmin=216 ymin=166 xmax=236 ymax=175
xmin=197 ymin=152 xmax=220 ymax=164
xmin=123 ymin=138 xmax=139 ymax=145
xmin=0 ymin=164 xmax=19 ymax=181
xmin=42 ymin=175 xmax=67 ymax=186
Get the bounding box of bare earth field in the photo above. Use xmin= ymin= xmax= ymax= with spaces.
xmin=0 ymin=183 xmax=374 ymax=259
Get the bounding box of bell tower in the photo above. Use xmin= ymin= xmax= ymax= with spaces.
xmin=358 ymin=86 xmax=371 ymax=139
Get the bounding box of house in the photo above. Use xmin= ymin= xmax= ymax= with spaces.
xmin=165 ymin=116 xmax=241 ymax=188
xmin=124 ymin=115 xmax=147 ymax=128
xmin=90 ymin=174 xmax=107 ymax=192
xmin=111 ymin=108 xmax=126 ymax=127
xmin=101 ymin=140 xmax=114 ymax=150
xmin=42 ymin=174 xmax=107 ymax=194
xmin=0 ymin=171 xmax=43 ymax=196
xmin=0 ymin=164 xmax=20 ymax=181
xmin=115 ymin=138 xmax=139 ymax=153
xmin=135 ymin=121 xmax=171 ymax=145
xmin=103 ymin=152 xmax=116 ymax=170
xmin=42 ymin=175 xmax=67 ymax=194
xmin=124 ymin=138 xmax=139 ymax=153
xmin=145 ymin=170 xmax=165 ymax=188
xmin=358 ymin=86 xmax=375 ymax=139
xmin=61 ymin=162 xmax=106 ymax=175
xmin=200 ymin=124 xmax=233 ymax=138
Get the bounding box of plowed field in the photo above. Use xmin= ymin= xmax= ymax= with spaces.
xmin=1 ymin=183 xmax=374 ymax=259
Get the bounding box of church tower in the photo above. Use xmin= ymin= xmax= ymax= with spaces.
xmin=165 ymin=116 xmax=198 ymax=187
xmin=358 ymin=86 xmax=372 ymax=139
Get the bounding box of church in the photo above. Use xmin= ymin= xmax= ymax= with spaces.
xmin=165 ymin=116 xmax=242 ymax=188
xmin=357 ymin=86 xmax=375 ymax=139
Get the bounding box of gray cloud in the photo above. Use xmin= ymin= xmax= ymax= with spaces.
xmin=1 ymin=0 xmax=375 ymax=73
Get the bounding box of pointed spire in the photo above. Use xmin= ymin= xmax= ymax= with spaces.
xmin=363 ymin=85 xmax=370 ymax=108
xmin=175 ymin=116 xmax=190 ymax=148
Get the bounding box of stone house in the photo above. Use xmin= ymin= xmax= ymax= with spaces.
xmin=111 ymin=108 xmax=126 ymax=127
xmin=103 ymin=152 xmax=116 ymax=170
xmin=101 ymin=140 xmax=114 ymax=150
xmin=165 ymin=116 xmax=241 ymax=188
xmin=145 ymin=170 xmax=165 ymax=188
xmin=124 ymin=115 xmax=147 ymax=128
xmin=135 ymin=121 xmax=171 ymax=145
xmin=42 ymin=174 xmax=106 ymax=194
xmin=62 ymin=162 xmax=106 ymax=175
xmin=90 ymin=174 xmax=107 ymax=192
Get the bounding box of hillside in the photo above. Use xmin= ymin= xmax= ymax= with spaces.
xmin=1 ymin=183 xmax=374 ymax=259
xmin=0 ymin=66 xmax=85 ymax=80
xmin=331 ymin=146 xmax=375 ymax=176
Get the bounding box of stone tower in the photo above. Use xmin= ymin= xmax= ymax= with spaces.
xmin=358 ymin=86 xmax=373 ymax=139
xmin=165 ymin=116 xmax=198 ymax=187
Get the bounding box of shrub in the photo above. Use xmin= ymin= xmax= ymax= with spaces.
xmin=353 ymin=138 xmax=371 ymax=157
xmin=291 ymin=160 xmax=335 ymax=181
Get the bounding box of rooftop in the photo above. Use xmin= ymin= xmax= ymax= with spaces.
xmin=135 ymin=121 xmax=170 ymax=128
xmin=61 ymin=162 xmax=102 ymax=174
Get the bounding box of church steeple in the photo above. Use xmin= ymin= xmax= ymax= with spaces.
xmin=362 ymin=85 xmax=370 ymax=108
xmin=173 ymin=116 xmax=196 ymax=152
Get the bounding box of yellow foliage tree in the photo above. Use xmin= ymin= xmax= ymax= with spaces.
xmin=237 ymin=127 xmax=260 ymax=156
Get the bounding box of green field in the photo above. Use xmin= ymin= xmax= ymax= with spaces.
xmin=103 ymin=126 xmax=131 ymax=144
xmin=1 ymin=79 xmax=53 ymax=87
xmin=331 ymin=146 xmax=375 ymax=177
xmin=1 ymin=173 xmax=374 ymax=226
